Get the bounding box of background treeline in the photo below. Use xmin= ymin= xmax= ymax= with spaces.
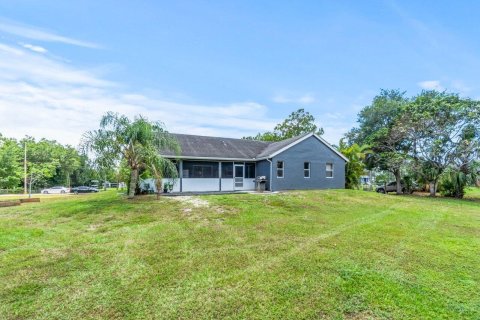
xmin=0 ymin=134 xmax=117 ymax=192
xmin=1 ymin=89 xmax=479 ymax=198
xmin=244 ymin=89 xmax=480 ymax=199
xmin=344 ymin=89 xmax=480 ymax=198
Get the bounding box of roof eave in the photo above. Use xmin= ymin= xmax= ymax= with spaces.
xmin=313 ymin=134 xmax=349 ymax=162
xmin=257 ymin=133 xmax=349 ymax=162
xmin=161 ymin=132 xmax=349 ymax=163
xmin=161 ymin=155 xmax=257 ymax=161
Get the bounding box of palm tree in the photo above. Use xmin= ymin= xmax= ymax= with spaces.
xmin=338 ymin=139 xmax=371 ymax=189
xmin=82 ymin=112 xmax=179 ymax=198
xmin=144 ymin=146 xmax=179 ymax=199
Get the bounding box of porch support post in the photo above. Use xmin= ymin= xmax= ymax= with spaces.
xmin=179 ymin=160 xmax=183 ymax=192
xmin=267 ymin=158 xmax=273 ymax=192
xmin=219 ymin=162 xmax=222 ymax=191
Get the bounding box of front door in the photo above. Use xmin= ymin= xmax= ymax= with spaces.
xmin=234 ymin=165 xmax=244 ymax=190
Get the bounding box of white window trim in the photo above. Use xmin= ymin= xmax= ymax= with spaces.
xmin=326 ymin=163 xmax=334 ymax=178
xmin=276 ymin=161 xmax=284 ymax=178
xmin=304 ymin=162 xmax=310 ymax=178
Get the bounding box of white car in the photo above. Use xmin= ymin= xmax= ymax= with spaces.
xmin=41 ymin=186 xmax=70 ymax=194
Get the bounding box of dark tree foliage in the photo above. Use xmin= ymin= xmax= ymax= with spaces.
xmin=398 ymin=91 xmax=480 ymax=197
xmin=0 ymin=134 xmax=96 ymax=192
xmin=244 ymin=108 xmax=324 ymax=142
xmin=349 ymin=89 xmax=480 ymax=198
xmin=347 ymin=89 xmax=410 ymax=194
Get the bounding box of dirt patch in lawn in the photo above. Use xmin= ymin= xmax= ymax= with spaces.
xmin=171 ymin=196 xmax=209 ymax=208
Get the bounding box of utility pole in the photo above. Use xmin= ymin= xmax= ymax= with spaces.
xmin=24 ymin=142 xmax=27 ymax=195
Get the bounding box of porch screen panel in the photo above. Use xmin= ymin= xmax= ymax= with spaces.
xmin=183 ymin=161 xmax=219 ymax=178
xmin=245 ymin=163 xmax=256 ymax=178
xmin=163 ymin=160 xmax=180 ymax=178
xmin=221 ymin=162 xmax=233 ymax=178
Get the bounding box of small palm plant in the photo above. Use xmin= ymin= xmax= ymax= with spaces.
xmin=338 ymin=138 xmax=371 ymax=189
xmin=82 ymin=112 xmax=180 ymax=199
xmin=145 ymin=148 xmax=178 ymax=198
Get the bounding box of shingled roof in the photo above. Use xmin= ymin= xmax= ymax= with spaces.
xmin=254 ymin=133 xmax=311 ymax=158
xmin=161 ymin=132 xmax=320 ymax=160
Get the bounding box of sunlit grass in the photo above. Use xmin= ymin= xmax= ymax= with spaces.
xmin=1 ymin=189 xmax=479 ymax=319
xmin=465 ymin=186 xmax=480 ymax=201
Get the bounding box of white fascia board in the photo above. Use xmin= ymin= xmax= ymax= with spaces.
xmin=266 ymin=132 xmax=314 ymax=159
xmin=161 ymin=155 xmax=256 ymax=161
xmin=313 ymin=134 xmax=349 ymax=162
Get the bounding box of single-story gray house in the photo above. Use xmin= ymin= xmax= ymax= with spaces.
xmin=143 ymin=132 xmax=347 ymax=193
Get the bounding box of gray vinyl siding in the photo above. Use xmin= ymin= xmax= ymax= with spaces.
xmin=255 ymin=160 xmax=271 ymax=190
xmin=271 ymin=136 xmax=346 ymax=191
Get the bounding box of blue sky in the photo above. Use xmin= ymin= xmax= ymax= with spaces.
xmin=1 ymin=1 xmax=479 ymax=145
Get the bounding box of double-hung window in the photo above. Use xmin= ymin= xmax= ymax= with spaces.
xmin=276 ymin=161 xmax=284 ymax=178
xmin=304 ymin=162 xmax=310 ymax=178
xmin=326 ymin=163 xmax=334 ymax=178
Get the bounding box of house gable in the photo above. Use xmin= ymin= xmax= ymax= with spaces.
xmin=270 ymin=135 xmax=346 ymax=190
xmin=261 ymin=133 xmax=348 ymax=162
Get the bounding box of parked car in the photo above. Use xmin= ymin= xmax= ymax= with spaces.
xmin=41 ymin=186 xmax=70 ymax=194
xmin=71 ymin=186 xmax=99 ymax=194
xmin=376 ymin=182 xmax=408 ymax=194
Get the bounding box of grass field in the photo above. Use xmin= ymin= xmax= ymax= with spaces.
xmin=465 ymin=187 xmax=480 ymax=200
xmin=1 ymin=189 xmax=479 ymax=319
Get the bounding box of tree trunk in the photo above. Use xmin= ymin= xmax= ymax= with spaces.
xmin=455 ymin=188 xmax=464 ymax=199
xmin=155 ymin=180 xmax=162 ymax=200
xmin=429 ymin=181 xmax=436 ymax=197
xmin=454 ymin=174 xmax=465 ymax=199
xmin=395 ymin=169 xmax=402 ymax=195
xmin=128 ymin=168 xmax=138 ymax=199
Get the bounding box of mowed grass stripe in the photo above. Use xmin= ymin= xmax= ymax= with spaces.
xmin=0 ymin=189 xmax=479 ymax=319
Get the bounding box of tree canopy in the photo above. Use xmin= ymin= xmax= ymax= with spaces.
xmin=347 ymin=89 xmax=410 ymax=194
xmin=398 ymin=91 xmax=480 ymax=196
xmin=82 ymin=112 xmax=180 ymax=198
xmin=0 ymin=135 xmax=23 ymax=190
xmin=349 ymin=89 xmax=480 ymax=197
xmin=0 ymin=134 xmax=94 ymax=192
xmin=244 ymin=108 xmax=324 ymax=142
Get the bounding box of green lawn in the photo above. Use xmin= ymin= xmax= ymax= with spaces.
xmin=1 ymin=189 xmax=479 ymax=319
xmin=465 ymin=187 xmax=480 ymax=200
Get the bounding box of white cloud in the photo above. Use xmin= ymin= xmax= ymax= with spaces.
xmin=0 ymin=44 xmax=111 ymax=87
xmin=298 ymin=94 xmax=316 ymax=104
xmin=418 ymin=79 xmax=474 ymax=95
xmin=0 ymin=20 xmax=99 ymax=48
xmin=0 ymin=43 xmax=23 ymax=55
xmin=21 ymin=43 xmax=47 ymax=53
xmin=0 ymin=42 xmax=278 ymax=146
xmin=272 ymin=93 xmax=316 ymax=104
xmin=418 ymin=80 xmax=444 ymax=91
xmin=451 ymin=80 xmax=471 ymax=95
xmin=322 ymin=125 xmax=351 ymax=145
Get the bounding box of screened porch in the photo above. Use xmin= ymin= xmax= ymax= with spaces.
xmin=162 ymin=160 xmax=256 ymax=192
